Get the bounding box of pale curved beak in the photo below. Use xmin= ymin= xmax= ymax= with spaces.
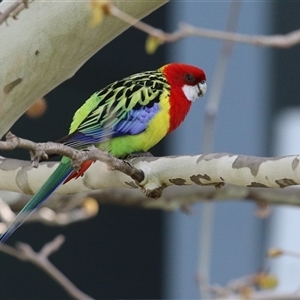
xmin=197 ymin=81 xmax=207 ymax=97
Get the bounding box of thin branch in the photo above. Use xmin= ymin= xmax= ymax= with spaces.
xmin=211 ymin=278 xmax=300 ymax=300
xmin=1 ymin=131 xmax=144 ymax=183
xmin=268 ymin=247 xmax=300 ymax=260
xmin=0 ymin=235 xmax=94 ymax=300
xmin=0 ymin=192 xmax=99 ymax=229
xmin=179 ymin=23 xmax=300 ymax=49
xmin=108 ymin=2 xmax=300 ymax=49
xmin=0 ymin=0 xmax=32 ymax=25
xmin=108 ymin=3 xmax=166 ymax=39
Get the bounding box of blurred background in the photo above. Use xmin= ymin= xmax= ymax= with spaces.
xmin=1 ymin=1 xmax=300 ymax=299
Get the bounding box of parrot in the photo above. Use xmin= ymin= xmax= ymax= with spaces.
xmin=0 ymin=63 xmax=207 ymax=243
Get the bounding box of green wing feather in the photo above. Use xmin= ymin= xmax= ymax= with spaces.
xmin=63 ymin=69 xmax=170 ymax=152
xmin=70 ymin=70 xmax=168 ymax=133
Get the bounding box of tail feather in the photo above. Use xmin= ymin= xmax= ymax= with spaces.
xmin=64 ymin=159 xmax=95 ymax=183
xmin=0 ymin=160 xmax=73 ymax=243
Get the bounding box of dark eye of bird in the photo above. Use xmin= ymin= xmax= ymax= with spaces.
xmin=184 ymin=73 xmax=195 ymax=84
xmin=201 ymin=80 xmax=206 ymax=84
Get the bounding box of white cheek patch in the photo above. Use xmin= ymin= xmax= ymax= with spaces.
xmin=182 ymin=84 xmax=200 ymax=102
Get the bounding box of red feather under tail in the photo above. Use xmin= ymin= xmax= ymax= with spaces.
xmin=63 ymin=160 xmax=95 ymax=184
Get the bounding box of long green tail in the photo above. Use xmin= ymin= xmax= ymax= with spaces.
xmin=0 ymin=158 xmax=73 ymax=243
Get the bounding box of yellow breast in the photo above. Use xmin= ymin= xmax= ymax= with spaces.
xmin=108 ymin=90 xmax=171 ymax=157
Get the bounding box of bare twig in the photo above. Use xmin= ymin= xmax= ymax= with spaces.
xmin=107 ymin=3 xmax=166 ymax=39
xmin=268 ymin=247 xmax=300 ymax=260
xmin=108 ymin=2 xmax=300 ymax=49
xmin=0 ymin=235 xmax=94 ymax=300
xmin=0 ymin=193 xmax=99 ymax=228
xmin=210 ymin=270 xmax=300 ymax=300
xmin=179 ymin=23 xmax=300 ymax=49
xmin=0 ymin=0 xmax=32 ymax=25
xmin=1 ymin=132 xmax=144 ymax=183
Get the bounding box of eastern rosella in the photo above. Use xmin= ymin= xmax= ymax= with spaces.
xmin=0 ymin=63 xmax=207 ymax=243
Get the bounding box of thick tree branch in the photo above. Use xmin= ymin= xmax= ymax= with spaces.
xmin=2 ymin=0 xmax=300 ymax=142
xmin=0 ymin=235 xmax=94 ymax=300
xmin=0 ymin=0 xmax=167 ymax=138
xmin=0 ymin=135 xmax=300 ymax=199
xmin=2 ymin=0 xmax=300 ymax=145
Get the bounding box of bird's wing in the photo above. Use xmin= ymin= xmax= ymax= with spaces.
xmin=61 ymin=72 xmax=169 ymax=149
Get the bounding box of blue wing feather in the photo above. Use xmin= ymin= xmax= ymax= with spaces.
xmin=63 ymin=102 xmax=160 ymax=148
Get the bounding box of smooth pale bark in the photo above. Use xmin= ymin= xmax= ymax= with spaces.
xmin=0 ymin=154 xmax=299 ymax=197
xmin=0 ymin=0 xmax=167 ymax=137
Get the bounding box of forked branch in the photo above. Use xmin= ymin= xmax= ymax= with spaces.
xmin=0 ymin=235 xmax=94 ymax=300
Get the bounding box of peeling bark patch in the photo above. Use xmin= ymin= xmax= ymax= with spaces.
xmin=0 ymin=159 xmax=31 ymax=170
xmin=0 ymin=159 xmax=33 ymax=193
xmin=292 ymin=157 xmax=299 ymax=170
xmin=196 ymin=153 xmax=234 ymax=164
xmin=203 ymin=174 xmax=211 ymax=181
xmin=16 ymin=167 xmax=34 ymax=194
xmin=190 ymin=174 xmax=203 ymax=185
xmin=190 ymin=174 xmax=211 ymax=185
xmin=4 ymin=78 xmax=22 ymax=94
xmin=145 ymin=183 xmax=166 ymax=199
xmin=275 ymin=178 xmax=297 ymax=188
xmin=232 ymin=156 xmax=268 ymax=176
xmin=130 ymin=156 xmax=162 ymax=164
xmin=169 ymin=178 xmax=186 ymax=185
xmin=215 ymin=182 xmax=225 ymax=189
xmin=247 ymin=182 xmax=268 ymax=187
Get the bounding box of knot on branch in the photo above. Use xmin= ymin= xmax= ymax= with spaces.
xmin=30 ymin=143 xmax=49 ymax=167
